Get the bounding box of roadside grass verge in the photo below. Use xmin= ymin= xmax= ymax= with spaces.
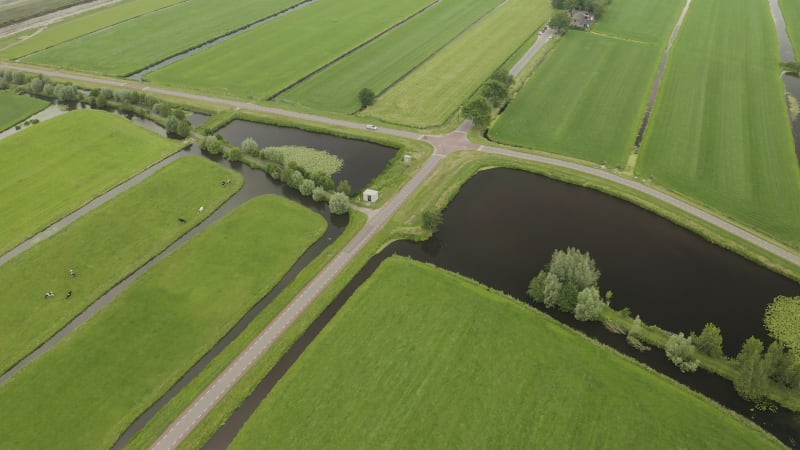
xmin=0 ymin=156 xmax=241 ymax=375
xmin=362 ymin=0 xmax=551 ymax=129
xmin=780 ymin=0 xmax=800 ymax=61
xmin=0 ymin=90 xmax=48 ymax=131
xmin=278 ymin=0 xmax=503 ymax=114
xmin=0 ymin=0 xmax=184 ymax=59
xmin=228 ymin=257 xmax=782 ymax=449
xmin=0 ymin=109 xmax=182 ymax=255
xmin=146 ymin=0 xmax=432 ymax=99
xmin=489 ymin=33 xmax=661 ymax=167
xmin=0 ymin=195 xmax=326 ymax=450
xmin=125 ymin=211 xmax=367 ymax=449
xmin=592 ymin=0 xmax=684 ymax=43
xmin=23 ymin=0 xmax=301 ymax=76
xmin=637 ymin=0 xmax=800 ymax=249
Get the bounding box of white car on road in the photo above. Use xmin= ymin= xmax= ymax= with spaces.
xmin=366 ymin=124 xmax=378 ymax=130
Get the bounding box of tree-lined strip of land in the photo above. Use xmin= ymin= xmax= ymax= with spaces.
xmin=0 ymin=91 xmax=48 ymax=131
xmin=0 ymin=109 xmax=181 ymax=255
xmin=24 ymin=0 xmax=302 ymax=76
xmin=228 ymin=257 xmax=781 ymax=449
xmin=146 ymin=0 xmax=432 ymax=98
xmin=780 ymin=0 xmax=800 ymax=61
xmin=0 ymin=0 xmax=185 ymax=60
xmin=0 ymin=156 xmax=241 ymax=375
xmin=592 ymin=0 xmax=684 ymax=43
xmin=0 ymin=195 xmax=326 ymax=450
xmin=279 ymin=0 xmax=504 ymax=114
xmin=637 ymin=0 xmax=800 ymax=248
xmin=363 ymin=0 xmax=551 ymax=129
xmin=490 ymin=33 xmax=661 ymax=166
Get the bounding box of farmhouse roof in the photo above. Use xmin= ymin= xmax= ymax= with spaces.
xmin=570 ymin=9 xmax=595 ymax=29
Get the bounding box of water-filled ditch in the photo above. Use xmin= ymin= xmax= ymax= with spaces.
xmin=207 ymin=168 xmax=800 ymax=449
xmin=784 ymin=73 xmax=800 ymax=162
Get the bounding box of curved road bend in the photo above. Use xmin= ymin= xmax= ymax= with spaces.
xmin=0 ymin=151 xmax=187 ymax=268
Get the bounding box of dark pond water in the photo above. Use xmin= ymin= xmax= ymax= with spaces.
xmin=128 ymin=0 xmax=319 ymax=81
xmin=187 ymin=112 xmax=211 ymax=128
xmin=216 ymin=119 xmax=397 ymax=193
xmin=208 ymin=168 xmax=800 ymax=449
xmin=772 ymin=0 xmax=797 ymax=63
xmin=784 ymin=73 xmax=800 ymax=162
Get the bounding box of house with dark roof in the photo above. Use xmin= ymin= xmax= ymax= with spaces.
xmin=570 ymin=10 xmax=595 ymax=29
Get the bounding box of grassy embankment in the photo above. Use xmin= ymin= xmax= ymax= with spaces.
xmin=0 ymin=90 xmax=48 ymax=131
xmin=228 ymin=257 xmax=783 ymax=449
xmin=489 ymin=0 xmax=684 ymax=167
xmin=780 ymin=0 xmax=800 ymax=61
xmin=0 ymin=195 xmax=326 ymax=450
xmin=23 ymin=0 xmax=302 ymax=76
xmin=0 ymin=0 xmax=185 ymax=60
xmin=0 ymin=156 xmax=241 ymax=374
xmin=0 ymin=109 xmax=181 ymax=255
xmin=0 ymin=0 xmax=87 ymax=27
xmin=637 ymin=0 xmax=800 ymax=249
xmin=146 ymin=0 xmax=431 ymax=98
xmin=363 ymin=0 xmax=551 ymax=130
xmin=279 ymin=0 xmax=503 ymax=114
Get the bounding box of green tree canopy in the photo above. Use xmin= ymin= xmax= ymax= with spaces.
xmin=358 ymin=88 xmax=376 ymax=108
xmin=329 ymin=192 xmax=350 ymax=215
xmin=693 ymin=323 xmax=724 ymax=358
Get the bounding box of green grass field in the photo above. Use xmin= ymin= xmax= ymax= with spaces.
xmin=0 ymin=91 xmax=48 ymax=131
xmin=0 ymin=0 xmax=185 ymax=60
xmin=0 ymin=156 xmax=241 ymax=375
xmin=0 ymin=0 xmax=87 ymax=27
xmin=363 ymin=0 xmax=551 ymax=129
xmin=592 ymin=0 xmax=684 ymax=43
xmin=780 ymin=0 xmax=800 ymax=61
xmin=147 ymin=0 xmax=431 ymax=99
xmin=229 ymin=257 xmax=780 ymax=449
xmin=490 ymin=33 xmax=662 ymax=166
xmin=23 ymin=0 xmax=301 ymax=76
xmin=0 ymin=109 xmax=181 ymax=255
xmin=637 ymin=0 xmax=800 ymax=248
xmin=279 ymin=0 xmax=503 ymax=114
xmin=0 ymin=195 xmax=326 ymax=450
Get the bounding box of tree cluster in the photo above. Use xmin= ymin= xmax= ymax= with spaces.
xmin=551 ymin=0 xmax=611 ymax=17
xmin=462 ymin=70 xmax=514 ymax=128
xmin=357 ymin=88 xmax=376 ymax=109
xmin=665 ymin=332 xmax=699 ymax=373
xmin=527 ymin=247 xmax=606 ymax=321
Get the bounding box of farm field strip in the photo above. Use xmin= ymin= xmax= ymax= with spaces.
xmin=0 ymin=0 xmax=89 ymax=27
xmin=592 ymin=0 xmax=685 ymax=44
xmin=0 ymin=91 xmax=48 ymax=131
xmin=637 ymin=0 xmax=800 ymax=248
xmin=0 ymin=0 xmax=186 ymax=60
xmin=278 ymin=0 xmax=504 ymax=114
xmin=0 ymin=156 xmax=241 ymax=376
xmin=0 ymin=195 xmax=326 ymax=450
xmin=780 ymin=0 xmax=800 ymax=60
xmin=229 ymin=257 xmax=781 ymax=449
xmin=489 ymin=0 xmax=684 ymax=166
xmin=23 ymin=0 xmax=303 ymax=76
xmin=363 ymin=0 xmax=551 ymax=129
xmin=490 ymin=33 xmax=662 ymax=166
xmin=146 ymin=0 xmax=433 ymax=100
xmin=0 ymin=109 xmax=181 ymax=255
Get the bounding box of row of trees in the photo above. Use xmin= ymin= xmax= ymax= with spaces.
xmin=201 ymin=135 xmax=351 ymax=215
xmin=461 ymin=70 xmax=514 ymax=128
xmin=527 ymin=247 xmax=609 ymax=322
xmin=551 ymin=0 xmax=611 ymax=16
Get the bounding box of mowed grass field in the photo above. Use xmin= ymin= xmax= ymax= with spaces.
xmin=0 ymin=195 xmax=326 ymax=450
xmin=147 ymin=0 xmax=432 ymax=99
xmin=489 ymin=0 xmax=683 ymax=166
xmin=279 ymin=0 xmax=503 ymax=114
xmin=0 ymin=91 xmax=48 ymax=131
xmin=637 ymin=0 xmax=800 ymax=247
xmin=0 ymin=109 xmax=181 ymax=255
xmin=0 ymin=0 xmax=185 ymax=60
xmin=0 ymin=156 xmax=241 ymax=375
xmin=490 ymin=33 xmax=662 ymax=166
xmin=364 ymin=0 xmax=551 ymax=129
xmin=592 ymin=0 xmax=684 ymax=43
xmin=24 ymin=0 xmax=302 ymax=76
xmin=229 ymin=257 xmax=781 ymax=449
xmin=780 ymin=0 xmax=800 ymax=60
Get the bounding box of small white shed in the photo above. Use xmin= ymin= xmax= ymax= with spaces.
xmin=363 ymin=189 xmax=379 ymax=203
